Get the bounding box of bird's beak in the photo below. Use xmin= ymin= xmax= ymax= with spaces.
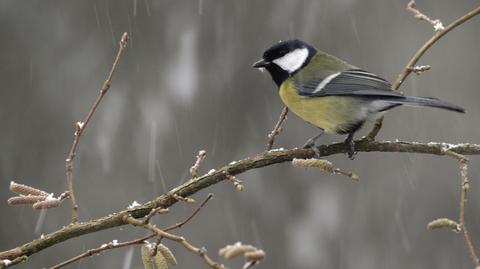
xmin=252 ymin=58 xmax=269 ymax=68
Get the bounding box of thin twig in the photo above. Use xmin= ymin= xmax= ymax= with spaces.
xmin=408 ymin=65 xmax=431 ymax=75
xmin=190 ymin=150 xmax=207 ymax=178
xmin=163 ymin=193 xmax=213 ymax=232
xmin=394 ymin=6 xmax=480 ymax=90
xmin=124 ymin=216 xmax=226 ymax=269
xmin=143 ymin=207 xmax=169 ymax=224
xmin=435 ymin=149 xmax=480 ymax=266
xmin=407 ymin=0 xmax=445 ymax=31
xmin=366 ymin=5 xmax=480 ymax=140
xmin=65 ymin=32 xmax=128 ymax=223
xmin=49 ymin=193 xmax=213 ymax=269
xmin=266 ymin=106 xmax=288 ymax=150
xmin=457 ymin=160 xmax=480 ymax=266
xmin=49 ymin=235 xmax=150 ymax=269
xmin=223 ymin=171 xmax=244 ymax=191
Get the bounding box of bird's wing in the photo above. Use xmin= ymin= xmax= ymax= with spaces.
xmin=294 ymin=69 xmax=403 ymax=98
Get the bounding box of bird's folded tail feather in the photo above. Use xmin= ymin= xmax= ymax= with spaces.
xmin=386 ymin=96 xmax=465 ymax=113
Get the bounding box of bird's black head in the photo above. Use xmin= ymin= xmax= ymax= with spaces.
xmin=253 ymin=39 xmax=316 ymax=86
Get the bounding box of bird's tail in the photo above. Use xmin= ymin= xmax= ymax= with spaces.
xmin=388 ymin=96 xmax=465 ymax=113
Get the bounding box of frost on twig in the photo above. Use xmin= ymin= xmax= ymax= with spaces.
xmin=127 ymin=201 xmax=142 ymax=209
xmin=407 ymin=0 xmax=445 ymax=31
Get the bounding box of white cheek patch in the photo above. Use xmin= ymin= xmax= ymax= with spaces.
xmin=273 ymin=47 xmax=309 ymax=73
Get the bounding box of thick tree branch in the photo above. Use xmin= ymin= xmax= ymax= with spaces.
xmin=1 ymin=140 xmax=480 ymax=267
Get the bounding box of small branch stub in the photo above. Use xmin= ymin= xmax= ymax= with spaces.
xmin=408 ymin=65 xmax=431 ymax=75
xmin=407 ymin=0 xmax=445 ymax=31
xmin=172 ymin=194 xmax=195 ymax=203
xmin=224 ymin=171 xmax=244 ymax=191
xmin=190 ymin=150 xmax=207 ymax=178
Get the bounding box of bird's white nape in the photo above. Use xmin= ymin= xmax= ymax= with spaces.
xmin=272 ymin=47 xmax=309 ymax=73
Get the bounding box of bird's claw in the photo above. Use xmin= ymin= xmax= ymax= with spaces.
xmin=345 ymin=133 xmax=357 ymax=160
xmin=346 ymin=140 xmax=356 ymax=160
xmin=302 ymin=140 xmax=321 ymax=158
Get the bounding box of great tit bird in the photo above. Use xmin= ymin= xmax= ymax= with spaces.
xmin=253 ymin=40 xmax=465 ymax=158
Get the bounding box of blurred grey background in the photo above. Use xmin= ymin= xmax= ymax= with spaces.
xmin=1 ymin=0 xmax=480 ymax=268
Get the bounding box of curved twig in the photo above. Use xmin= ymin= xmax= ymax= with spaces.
xmin=65 ymin=32 xmax=129 ymax=223
xmin=366 ymin=5 xmax=480 ymax=140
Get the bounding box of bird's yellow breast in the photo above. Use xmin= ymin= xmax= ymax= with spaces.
xmin=279 ymin=80 xmax=358 ymax=133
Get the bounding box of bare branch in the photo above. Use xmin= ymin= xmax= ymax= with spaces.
xmin=48 ymin=193 xmax=213 ymax=269
xmin=163 ymin=193 xmax=214 ymax=232
xmin=143 ymin=207 xmax=169 ymax=224
xmin=124 ymin=215 xmax=226 ymax=269
xmin=223 ymin=171 xmax=244 ymax=191
xmin=49 ymin=236 xmax=148 ymax=269
xmin=366 ymin=5 xmax=480 ymax=140
xmin=266 ymin=106 xmax=288 ymax=150
xmin=190 ymin=150 xmax=207 ymax=178
xmin=407 ymin=0 xmax=445 ymax=31
xmin=458 ymin=160 xmax=480 ymax=266
xmin=2 ymin=140 xmax=480 ymax=265
xmin=65 ymin=32 xmax=129 ymax=223
xmin=408 ymin=65 xmax=431 ymax=75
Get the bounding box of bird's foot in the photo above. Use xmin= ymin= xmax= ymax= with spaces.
xmin=302 ymin=131 xmax=324 ymax=158
xmin=345 ymin=133 xmax=357 ymax=160
xmin=302 ymin=141 xmax=321 ymax=158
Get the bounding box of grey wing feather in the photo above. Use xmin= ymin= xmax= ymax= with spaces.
xmin=295 ymin=69 xmax=403 ymax=98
